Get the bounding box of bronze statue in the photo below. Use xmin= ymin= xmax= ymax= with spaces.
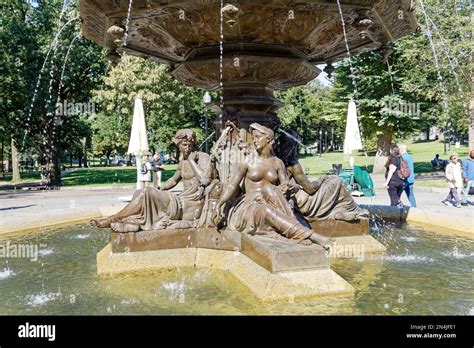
xmin=213 ymin=123 xmax=334 ymax=249
xmin=91 ymin=129 xmax=213 ymax=232
xmin=277 ymin=129 xmax=369 ymax=222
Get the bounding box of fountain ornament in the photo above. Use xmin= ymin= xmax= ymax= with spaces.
xmin=81 ymin=0 xmax=417 ymax=300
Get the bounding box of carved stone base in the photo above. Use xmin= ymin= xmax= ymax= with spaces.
xmin=111 ymin=227 xmax=241 ymax=253
xmin=111 ymin=227 xmax=329 ymax=273
xmin=97 ymin=244 xmax=354 ymax=301
xmin=241 ymin=234 xmax=328 ymax=273
xmin=310 ymin=218 xmax=369 ymax=238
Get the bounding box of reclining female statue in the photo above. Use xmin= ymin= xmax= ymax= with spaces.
xmin=277 ymin=129 xmax=369 ymax=222
xmin=91 ymin=129 xmax=212 ymax=232
xmin=213 ymin=123 xmax=334 ymax=249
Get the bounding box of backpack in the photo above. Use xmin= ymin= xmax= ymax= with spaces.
xmin=140 ymin=163 xmax=148 ymax=175
xmin=398 ymin=157 xmax=411 ymax=179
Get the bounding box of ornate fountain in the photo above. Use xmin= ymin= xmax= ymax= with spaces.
xmin=79 ymin=0 xmax=417 ymax=130
xmin=80 ymin=0 xmax=417 ymax=300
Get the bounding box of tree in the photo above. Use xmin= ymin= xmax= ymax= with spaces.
xmin=331 ymin=0 xmax=472 ymax=173
xmin=0 ymin=0 xmax=39 ymax=182
xmin=1 ymin=0 xmax=107 ymax=185
xmin=276 ymin=80 xmax=341 ymax=150
xmin=92 ymin=56 xmax=211 ymax=159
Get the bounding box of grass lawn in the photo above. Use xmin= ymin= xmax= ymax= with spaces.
xmin=61 ymin=165 xmax=178 ymax=186
xmin=2 ymin=172 xmax=41 ymax=183
xmin=299 ymin=139 xmax=469 ymax=177
xmin=0 ymin=139 xmax=468 ymax=187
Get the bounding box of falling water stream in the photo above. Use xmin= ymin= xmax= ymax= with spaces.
xmin=22 ymin=3 xmax=75 ymax=147
xmin=418 ymin=0 xmax=449 ymax=113
xmin=123 ymin=0 xmax=134 ymax=47
xmin=219 ymin=0 xmax=224 ymax=122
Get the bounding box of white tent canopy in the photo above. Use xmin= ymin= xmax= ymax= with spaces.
xmin=128 ymin=97 xmax=149 ymax=189
xmin=343 ymin=99 xmax=363 ymax=167
xmin=128 ymin=97 xmax=149 ymax=155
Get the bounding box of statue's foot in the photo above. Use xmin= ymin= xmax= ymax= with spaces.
xmin=90 ymin=218 xmax=111 ymax=228
xmin=110 ymin=222 xmax=140 ymax=233
xmin=357 ymin=208 xmax=370 ymax=219
xmin=309 ymin=233 xmax=335 ymax=250
xmin=298 ymin=239 xmax=313 ymax=246
xmin=173 ymin=221 xmax=193 ymax=229
xmin=333 ymin=211 xmax=359 ymax=222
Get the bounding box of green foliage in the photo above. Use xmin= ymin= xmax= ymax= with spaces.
xmin=91 ymin=56 xmax=212 ymax=157
xmin=276 ymin=81 xmax=343 ymax=146
xmin=330 ymin=0 xmax=471 ymax=145
xmin=0 ymin=0 xmax=107 ymax=167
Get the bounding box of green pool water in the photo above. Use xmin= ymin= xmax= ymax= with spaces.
xmin=0 ymin=224 xmax=473 ymax=315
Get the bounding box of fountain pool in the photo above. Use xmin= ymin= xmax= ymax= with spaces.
xmin=0 ymin=224 xmax=472 ymax=315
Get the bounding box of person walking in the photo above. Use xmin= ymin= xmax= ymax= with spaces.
xmin=399 ymin=144 xmax=416 ymax=207
xmin=138 ymin=155 xmax=152 ymax=189
xmin=151 ymin=153 xmax=164 ymax=189
xmin=383 ymin=145 xmax=404 ymax=207
xmin=461 ymin=150 xmax=474 ymax=205
xmin=442 ymin=154 xmax=463 ymax=208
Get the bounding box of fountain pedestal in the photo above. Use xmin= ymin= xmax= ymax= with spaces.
xmin=110 ymin=227 xmax=329 ymax=274
xmin=311 ymin=218 xmax=386 ymax=255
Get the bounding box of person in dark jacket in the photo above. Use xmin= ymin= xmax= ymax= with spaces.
xmin=399 ymin=144 xmax=416 ymax=207
xmin=461 ymin=150 xmax=474 ymax=205
xmin=151 ymin=154 xmax=164 ymax=189
xmin=383 ymin=145 xmax=404 ymax=207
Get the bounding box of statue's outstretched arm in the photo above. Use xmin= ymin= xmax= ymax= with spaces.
xmin=188 ymin=152 xmax=212 ymax=186
xmin=275 ymin=157 xmax=290 ymax=185
xmin=161 ymin=167 xmax=182 ymax=190
xmin=291 ymin=161 xmax=319 ymax=195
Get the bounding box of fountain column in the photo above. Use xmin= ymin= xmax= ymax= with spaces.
xmin=171 ymin=45 xmax=320 ymax=132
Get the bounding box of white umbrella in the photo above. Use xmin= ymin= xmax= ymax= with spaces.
xmin=128 ymin=96 xmax=149 ymax=189
xmin=343 ymin=99 xmax=363 ymax=168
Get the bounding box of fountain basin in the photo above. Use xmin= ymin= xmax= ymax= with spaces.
xmin=0 ymin=224 xmax=473 ymax=314
xmin=97 ymin=244 xmax=354 ymax=301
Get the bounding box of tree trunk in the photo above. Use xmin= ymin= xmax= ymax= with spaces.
xmin=11 ymin=138 xmax=21 ymax=184
xmin=48 ymin=151 xmax=61 ymax=187
xmin=469 ymin=53 xmax=474 ymax=150
xmin=48 ymin=124 xmax=61 ymax=188
xmin=6 ymin=144 xmax=11 ymax=172
xmin=83 ymin=149 xmax=88 ymax=168
xmin=372 ymin=131 xmax=393 ymax=174
xmin=1 ymin=138 xmax=4 ymax=174
xmin=70 ymin=154 xmax=73 ymax=168
xmin=78 ymin=155 xmax=82 ymax=168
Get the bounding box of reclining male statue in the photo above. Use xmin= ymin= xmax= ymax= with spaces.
xmin=91 ymin=129 xmax=213 ymax=232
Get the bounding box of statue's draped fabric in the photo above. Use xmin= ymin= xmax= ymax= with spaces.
xmin=229 ymin=184 xmax=312 ymax=242
xmin=294 ymin=176 xmax=360 ymax=221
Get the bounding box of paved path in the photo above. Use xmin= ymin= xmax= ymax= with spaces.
xmin=0 ymin=188 xmax=132 ymax=234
